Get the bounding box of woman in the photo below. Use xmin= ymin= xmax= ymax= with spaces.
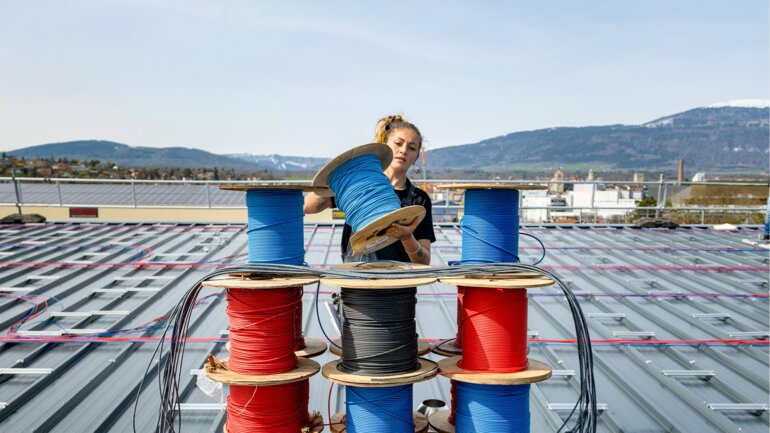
xmin=304 ymin=115 xmax=435 ymax=265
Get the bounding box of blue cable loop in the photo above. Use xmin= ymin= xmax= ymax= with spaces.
xmin=328 ymin=154 xmax=401 ymax=231
xmin=246 ymin=189 xmax=305 ymax=265
xmin=455 ymin=382 xmax=530 ymax=433
xmin=345 ymin=385 xmax=414 ymax=433
xmin=519 ymin=232 xmax=547 ymax=265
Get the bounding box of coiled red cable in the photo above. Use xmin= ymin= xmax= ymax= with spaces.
xmin=458 ymin=286 xmax=528 ymax=372
xmin=226 ymin=287 xmax=298 ymax=374
xmin=298 ymin=379 xmax=312 ymax=425
xmin=227 ymin=383 xmax=302 ymax=432
xmin=293 ymin=287 xmax=306 ymax=351
xmin=448 ymin=379 xmax=457 ymax=425
xmin=453 ymin=287 xmax=465 ymax=348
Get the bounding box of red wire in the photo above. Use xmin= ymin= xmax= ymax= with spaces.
xmin=226 ymin=287 xmax=298 ymax=375
xmin=293 ymin=287 xmax=306 ymax=351
xmin=448 ymin=379 xmax=457 ymax=425
xmin=298 ymin=379 xmax=311 ymax=426
xmin=459 ymin=286 xmax=528 ymax=372
xmin=227 ymin=383 xmax=302 ymax=432
xmin=453 ymin=287 xmax=464 ymax=348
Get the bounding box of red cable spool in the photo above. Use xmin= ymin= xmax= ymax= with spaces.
xmin=226 ymin=287 xmax=299 ymax=375
xmin=227 ymin=383 xmax=302 ymax=432
xmin=453 ymin=287 xmax=465 ymax=348
xmin=458 ymin=285 xmax=529 ymax=372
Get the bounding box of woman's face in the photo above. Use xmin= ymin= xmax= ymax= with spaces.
xmin=386 ymin=128 xmax=421 ymax=172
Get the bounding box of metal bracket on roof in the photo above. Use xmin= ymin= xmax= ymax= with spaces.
xmin=587 ymin=312 xmax=627 ymax=321
xmin=176 ymin=403 xmax=226 ymax=411
xmin=661 ymin=370 xmax=716 ymax=380
xmin=550 ymin=370 xmax=576 ymax=379
xmin=727 ymin=331 xmax=769 ymax=340
xmin=50 ymin=310 xmax=131 ymax=318
xmin=114 ymin=276 xmax=175 ymax=281
xmin=707 ymin=403 xmax=768 ymax=414
xmin=0 ymin=368 xmax=54 ymax=375
xmin=548 ymin=403 xmax=608 ymax=412
xmin=93 ymin=287 xmax=161 ymax=294
xmin=611 ymin=331 xmax=656 ymax=339
xmin=0 ymin=287 xmax=34 ymax=292
xmin=691 ymin=313 xmax=730 ymax=321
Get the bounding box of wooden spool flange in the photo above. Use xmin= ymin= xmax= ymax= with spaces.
xmin=428 ymin=410 xmax=455 ymax=433
xmin=430 ymin=338 xmax=463 ymax=358
xmin=218 ymin=182 xmax=333 ymax=197
xmin=205 ymin=355 xmax=320 ymax=386
xmin=437 ymin=356 xmax=552 ymax=385
xmin=202 ymin=276 xmax=319 ymax=290
xmin=322 ymin=358 xmax=438 ymax=387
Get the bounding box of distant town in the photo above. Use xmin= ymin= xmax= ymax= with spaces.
xmin=0 ymin=153 xmax=277 ymax=181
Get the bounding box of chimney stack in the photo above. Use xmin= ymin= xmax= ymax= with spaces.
xmin=677 ymin=159 xmax=684 ymax=183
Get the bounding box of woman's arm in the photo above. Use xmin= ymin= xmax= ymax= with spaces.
xmin=303 ymin=192 xmax=332 ymax=215
xmin=386 ymin=217 xmax=432 ymax=265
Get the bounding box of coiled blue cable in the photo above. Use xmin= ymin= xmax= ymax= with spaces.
xmin=328 ymin=154 xmax=401 ymax=231
xmin=245 ymin=189 xmax=305 ymax=265
xmin=455 ymin=382 xmax=530 ymax=433
xmin=345 ymin=385 xmax=414 ymax=433
xmin=461 ymin=189 xmax=520 ymax=263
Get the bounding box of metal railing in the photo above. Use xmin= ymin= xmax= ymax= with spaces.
xmin=0 ymin=176 xmax=766 ymax=224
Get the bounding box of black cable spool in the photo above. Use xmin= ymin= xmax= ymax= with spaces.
xmin=339 ymin=287 xmax=420 ymax=375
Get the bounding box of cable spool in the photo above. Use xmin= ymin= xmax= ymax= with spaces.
xmin=454 ymin=382 xmax=530 ymax=433
xmin=461 ymin=188 xmax=520 ymax=263
xmin=312 ymin=144 xmax=425 ymax=256
xmin=226 ymin=383 xmax=302 ymax=432
xmin=346 ymin=385 xmax=414 ymax=432
xmin=321 ymin=262 xmax=438 ymax=433
xmin=339 ymin=287 xmax=420 ymax=375
xmin=226 ymin=288 xmax=298 ymax=374
xmin=459 ymin=286 xmax=528 ymax=372
xmin=245 ymin=188 xmax=305 ymax=265
xmin=432 ymin=184 xmax=550 ymax=433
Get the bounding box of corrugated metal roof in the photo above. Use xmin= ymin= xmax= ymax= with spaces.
xmin=0 ymin=222 xmax=767 ymax=432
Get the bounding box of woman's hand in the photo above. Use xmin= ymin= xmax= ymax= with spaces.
xmin=386 ymin=217 xmax=420 ymax=240
xmin=303 ymin=192 xmax=332 ymax=215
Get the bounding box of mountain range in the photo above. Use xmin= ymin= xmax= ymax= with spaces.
xmin=428 ymin=102 xmax=768 ymax=172
xmin=7 ymin=101 xmax=769 ymax=173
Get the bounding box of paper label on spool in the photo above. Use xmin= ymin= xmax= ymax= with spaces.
xmin=195 ymin=369 xmax=224 ymax=402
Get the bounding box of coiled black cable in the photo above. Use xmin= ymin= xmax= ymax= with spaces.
xmin=339 ymin=287 xmax=419 ymax=375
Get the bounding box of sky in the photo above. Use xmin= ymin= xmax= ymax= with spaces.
xmin=0 ymin=0 xmax=768 ymax=157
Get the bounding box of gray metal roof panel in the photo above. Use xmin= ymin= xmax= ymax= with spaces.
xmin=0 ymin=223 xmax=766 ymax=432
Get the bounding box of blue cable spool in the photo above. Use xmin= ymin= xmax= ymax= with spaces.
xmin=461 ymin=188 xmax=520 ymax=263
xmin=328 ymin=154 xmax=402 ymax=232
xmin=454 ymin=382 xmax=530 ymax=432
xmin=345 ymin=385 xmax=415 ymax=433
xmin=245 ymin=189 xmax=305 ymax=265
